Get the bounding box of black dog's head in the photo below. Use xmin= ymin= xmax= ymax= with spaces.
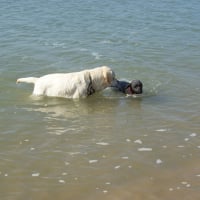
xmin=125 ymin=80 xmax=143 ymax=94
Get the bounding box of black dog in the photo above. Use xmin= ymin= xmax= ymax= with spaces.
xmin=111 ymin=79 xmax=143 ymax=95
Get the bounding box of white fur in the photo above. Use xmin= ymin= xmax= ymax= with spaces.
xmin=16 ymin=66 xmax=115 ymax=98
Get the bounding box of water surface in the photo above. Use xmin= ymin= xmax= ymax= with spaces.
xmin=0 ymin=0 xmax=200 ymax=199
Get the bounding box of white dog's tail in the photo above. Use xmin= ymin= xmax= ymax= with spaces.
xmin=16 ymin=77 xmax=38 ymax=84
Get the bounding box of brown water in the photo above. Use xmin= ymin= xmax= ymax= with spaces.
xmin=0 ymin=89 xmax=199 ymax=200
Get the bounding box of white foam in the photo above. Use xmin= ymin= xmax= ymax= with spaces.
xmin=184 ymin=138 xmax=189 ymax=141
xmin=126 ymin=139 xmax=131 ymax=142
xmin=52 ymin=42 xmax=66 ymax=48
xmin=32 ymin=173 xmax=40 ymax=177
xmin=156 ymin=129 xmax=167 ymax=132
xmin=196 ymin=174 xmax=200 ymax=177
xmin=65 ymin=162 xmax=70 ymax=166
xmin=156 ymin=159 xmax=163 ymax=164
xmin=190 ymin=133 xmax=197 ymax=137
xmin=138 ymin=147 xmax=152 ymax=152
xmin=114 ymin=165 xmax=121 ymax=169
xmin=121 ymin=156 xmax=129 ymax=160
xmin=134 ymin=139 xmax=143 ymax=144
xmin=181 ymin=181 xmax=188 ymax=185
xmin=186 ymin=184 xmax=191 ymax=188
xmin=89 ymin=160 xmax=98 ymax=164
xmin=59 ymin=180 xmax=65 ymax=184
xmin=69 ymin=152 xmax=81 ymax=155
xmin=96 ymin=142 xmax=109 ymax=146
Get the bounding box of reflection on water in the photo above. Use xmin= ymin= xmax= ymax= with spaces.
xmin=1 ymin=89 xmax=199 ymax=200
xmin=1 ymin=70 xmax=200 ymax=200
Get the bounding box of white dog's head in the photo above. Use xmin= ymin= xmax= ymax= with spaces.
xmin=88 ymin=66 xmax=116 ymax=92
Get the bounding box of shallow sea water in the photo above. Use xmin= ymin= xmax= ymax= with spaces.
xmin=0 ymin=0 xmax=200 ymax=199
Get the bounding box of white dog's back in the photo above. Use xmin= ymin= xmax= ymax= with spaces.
xmin=16 ymin=66 xmax=115 ymax=98
xmin=34 ymin=72 xmax=90 ymax=98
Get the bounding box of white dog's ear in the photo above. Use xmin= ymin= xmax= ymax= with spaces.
xmin=103 ymin=69 xmax=115 ymax=85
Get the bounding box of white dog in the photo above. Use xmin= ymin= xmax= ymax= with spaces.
xmin=16 ymin=66 xmax=115 ymax=98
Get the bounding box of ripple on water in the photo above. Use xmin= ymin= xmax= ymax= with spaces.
xmin=190 ymin=133 xmax=197 ymax=137
xmin=32 ymin=172 xmax=40 ymax=177
xmin=58 ymin=180 xmax=65 ymax=184
xmin=138 ymin=147 xmax=153 ymax=152
xmin=156 ymin=159 xmax=163 ymax=164
xmin=96 ymin=142 xmax=110 ymax=146
xmin=134 ymin=139 xmax=143 ymax=144
xmin=114 ymin=165 xmax=121 ymax=169
xmin=89 ymin=160 xmax=98 ymax=164
xmin=156 ymin=129 xmax=168 ymax=132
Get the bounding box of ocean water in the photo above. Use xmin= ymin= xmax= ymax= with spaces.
xmin=0 ymin=0 xmax=200 ymax=199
